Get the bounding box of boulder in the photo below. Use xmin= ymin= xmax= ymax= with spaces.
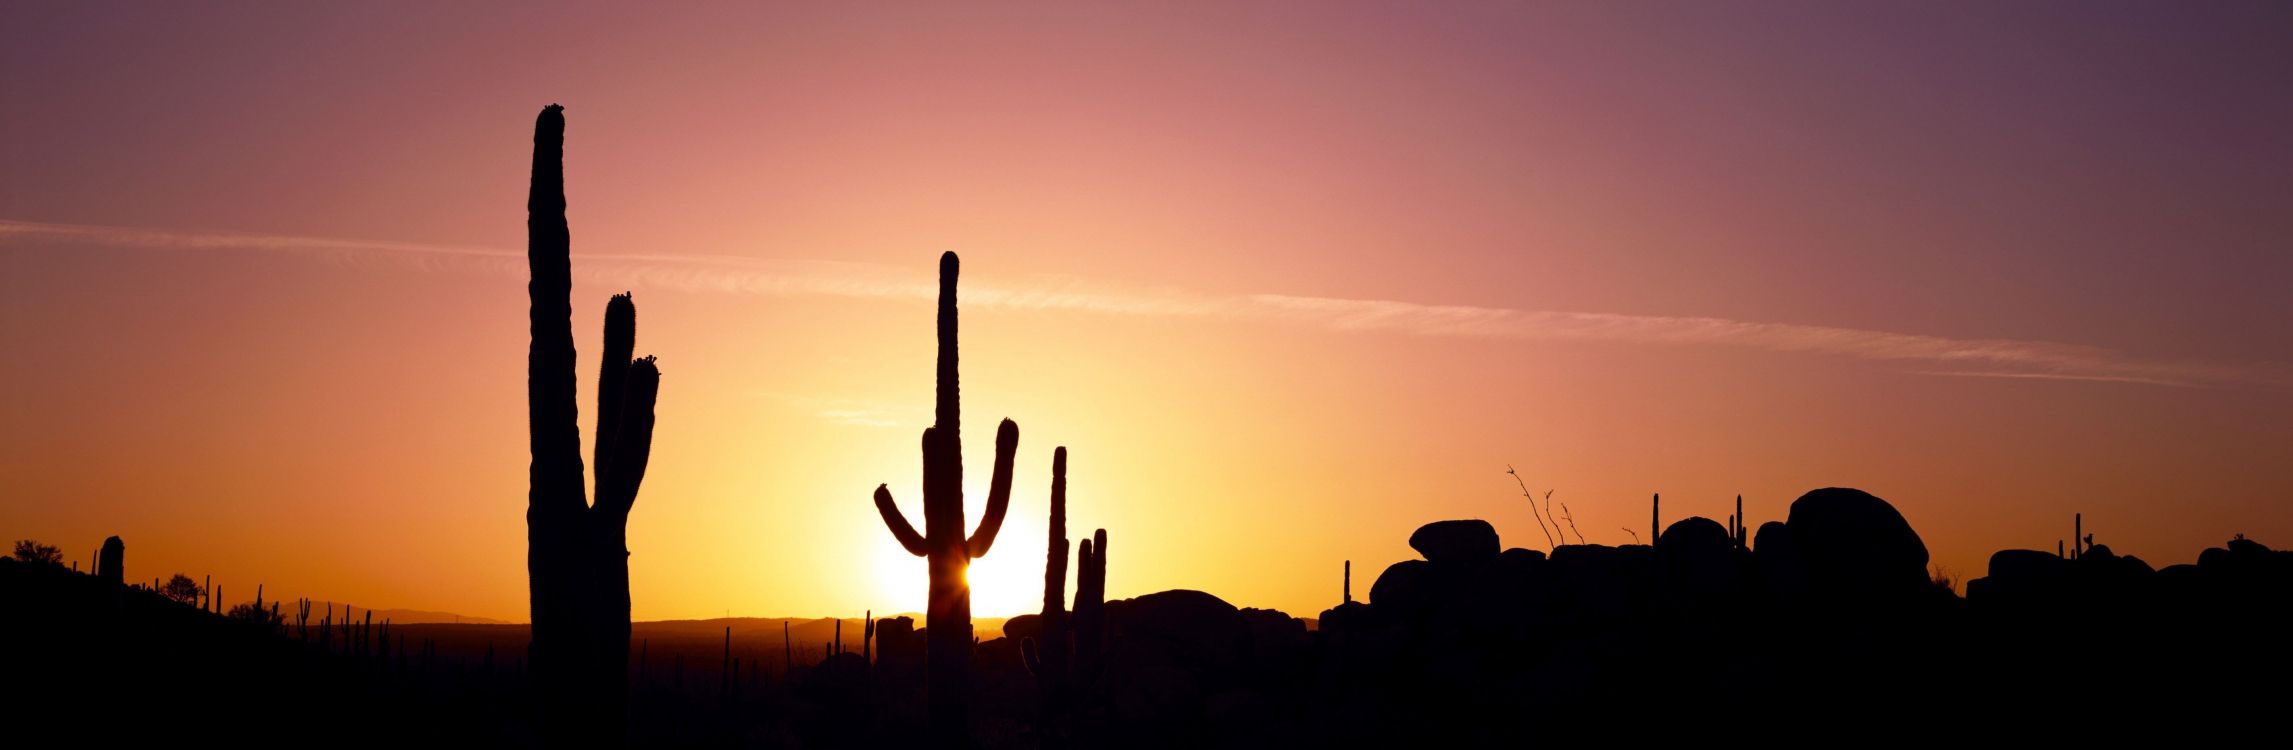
xmin=1658 ymin=517 xmax=1738 ymax=600
xmin=1410 ymin=520 xmax=1501 ymax=564
xmin=1988 ymin=549 xmax=2067 ymax=581
xmin=1107 ymin=590 xmax=1247 ymax=659
xmin=1316 ymin=600 xmax=1373 ymax=633
xmin=1784 ymin=488 xmax=1930 ymax=597
xmin=1495 ymin=547 xmax=1550 ymax=599
xmin=1752 ymin=521 xmax=1804 ymax=600
xmin=1103 ymin=590 xmax=1252 ymax=720
xmin=1752 ymin=520 xmax=1791 ymax=555
xmin=1966 ymin=549 xmax=2069 ymax=607
xmin=1002 ymin=612 xmax=1042 ymax=641
xmin=1239 ymin=607 xmax=1310 ymax=672
xmin=1658 ymin=517 xmax=1732 ymax=558
xmin=1548 ymin=544 xmax=1656 ymax=621
xmin=1370 ymin=559 xmax=1435 ymax=616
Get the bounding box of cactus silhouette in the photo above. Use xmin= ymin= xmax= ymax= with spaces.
xmin=1651 ymin=492 xmax=1660 ymax=546
xmin=1022 ymin=448 xmax=1073 ymax=711
xmin=525 ymin=103 xmax=663 ymax=743
xmin=870 ymin=251 xmax=1020 ymax=747
xmin=1073 ymin=527 xmax=1108 ymax=677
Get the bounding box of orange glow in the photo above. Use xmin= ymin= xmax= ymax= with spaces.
xmin=3 ymin=3 xmax=2289 ymax=624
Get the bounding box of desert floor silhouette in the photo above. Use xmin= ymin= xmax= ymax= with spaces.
xmin=10 ymin=494 xmax=2289 ymax=745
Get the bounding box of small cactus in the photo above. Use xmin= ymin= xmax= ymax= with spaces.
xmin=1651 ymin=493 xmax=1660 ymax=546
xmin=1735 ymin=494 xmax=1745 ymax=549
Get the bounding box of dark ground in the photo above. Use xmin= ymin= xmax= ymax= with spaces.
xmin=8 ymin=490 xmax=2289 ymax=746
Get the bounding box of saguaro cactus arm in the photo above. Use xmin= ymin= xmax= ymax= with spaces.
xmin=594 ymin=294 xmax=635 ymax=486
xmin=874 ymin=485 xmax=928 ymax=556
xmin=966 ymin=419 xmax=1021 ymax=558
xmin=598 ymin=355 xmax=661 ymax=515
xmin=1092 ymin=528 xmax=1107 ymax=579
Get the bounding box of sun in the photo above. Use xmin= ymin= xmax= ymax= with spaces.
xmin=870 ymin=517 xmax=1052 ymax=624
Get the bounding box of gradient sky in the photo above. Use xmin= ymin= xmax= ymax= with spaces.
xmin=4 ymin=1 xmax=2290 ymax=622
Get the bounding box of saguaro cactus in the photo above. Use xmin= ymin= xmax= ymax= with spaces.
xmin=870 ymin=251 xmax=1020 ymax=747
xmin=1650 ymin=493 xmax=1661 ymax=546
xmin=1073 ymin=528 xmax=1108 ymax=676
xmin=1734 ymin=494 xmax=1745 ymax=549
xmin=526 ymin=103 xmax=663 ymax=743
xmin=1022 ymin=449 xmax=1072 ymax=690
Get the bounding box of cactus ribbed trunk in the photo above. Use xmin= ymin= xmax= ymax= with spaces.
xmin=526 ymin=104 xmax=661 ymax=745
xmin=871 ymin=252 xmax=1021 ymax=749
xmin=1073 ymin=528 xmax=1108 ymax=677
xmin=1029 ymin=448 xmax=1074 ymax=711
xmin=527 ymin=102 xmax=586 ymax=744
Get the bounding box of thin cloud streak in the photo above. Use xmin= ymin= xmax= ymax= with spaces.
xmin=5 ymin=218 xmax=2277 ymax=388
xmin=1913 ymin=371 xmax=2196 ymax=387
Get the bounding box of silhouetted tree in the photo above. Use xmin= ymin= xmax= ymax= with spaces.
xmin=11 ymin=539 xmax=62 ymax=567
xmin=161 ymin=574 xmax=202 ymax=606
xmin=870 ymin=251 xmax=1020 ymax=748
xmin=227 ymin=601 xmax=283 ymax=627
xmin=525 ymin=103 xmax=663 ymax=744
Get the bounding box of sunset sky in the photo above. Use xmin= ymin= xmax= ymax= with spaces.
xmin=4 ymin=2 xmax=2290 ymax=623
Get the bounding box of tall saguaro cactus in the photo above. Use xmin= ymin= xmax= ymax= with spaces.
xmin=871 ymin=251 xmax=1020 ymax=747
xmin=527 ymin=103 xmax=663 ymax=744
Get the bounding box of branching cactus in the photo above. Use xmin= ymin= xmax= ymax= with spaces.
xmin=1073 ymin=527 xmax=1108 ymax=677
xmin=870 ymin=251 xmax=1020 ymax=747
xmin=526 ymin=103 xmax=663 ymax=743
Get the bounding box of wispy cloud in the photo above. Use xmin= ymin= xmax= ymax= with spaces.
xmin=5 ymin=218 xmax=2278 ymax=388
xmin=753 ymin=392 xmax=923 ymax=429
